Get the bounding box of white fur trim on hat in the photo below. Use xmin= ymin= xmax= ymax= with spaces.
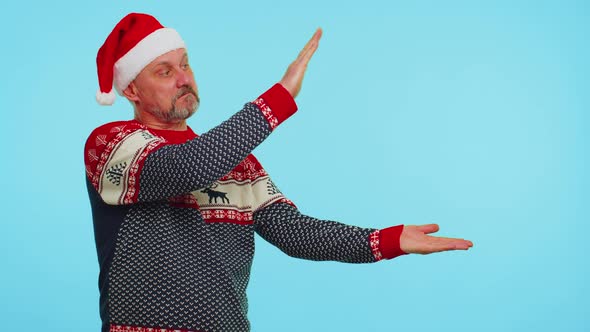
xmin=96 ymin=89 xmax=116 ymax=105
xmin=113 ymin=28 xmax=185 ymax=94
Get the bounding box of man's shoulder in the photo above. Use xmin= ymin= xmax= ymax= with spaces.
xmin=86 ymin=120 xmax=143 ymax=140
xmin=84 ymin=120 xmax=149 ymax=161
xmin=85 ymin=120 xmax=148 ymax=148
xmin=84 ymin=120 xmax=165 ymax=181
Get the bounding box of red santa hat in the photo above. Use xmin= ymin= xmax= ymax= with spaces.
xmin=96 ymin=13 xmax=185 ymax=105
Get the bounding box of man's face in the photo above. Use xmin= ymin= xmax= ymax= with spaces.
xmin=128 ymin=48 xmax=200 ymax=123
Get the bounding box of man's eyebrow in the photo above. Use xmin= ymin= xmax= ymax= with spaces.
xmin=151 ymin=61 xmax=172 ymax=69
xmin=151 ymin=53 xmax=189 ymax=69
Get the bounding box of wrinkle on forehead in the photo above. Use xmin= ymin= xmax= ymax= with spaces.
xmin=148 ymin=49 xmax=188 ymax=70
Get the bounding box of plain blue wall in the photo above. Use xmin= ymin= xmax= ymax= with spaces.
xmin=0 ymin=0 xmax=588 ymax=331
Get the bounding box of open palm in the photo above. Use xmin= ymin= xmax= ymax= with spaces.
xmin=279 ymin=28 xmax=323 ymax=98
xmin=400 ymin=224 xmax=473 ymax=255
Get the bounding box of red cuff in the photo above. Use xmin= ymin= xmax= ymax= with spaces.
xmin=253 ymin=83 xmax=298 ymax=130
xmin=369 ymin=225 xmax=408 ymax=261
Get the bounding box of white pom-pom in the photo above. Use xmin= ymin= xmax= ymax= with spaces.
xmin=96 ymin=89 xmax=116 ymax=105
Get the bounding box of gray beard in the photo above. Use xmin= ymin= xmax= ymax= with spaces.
xmin=148 ymin=100 xmax=199 ymax=123
xmin=147 ymin=86 xmax=200 ymax=123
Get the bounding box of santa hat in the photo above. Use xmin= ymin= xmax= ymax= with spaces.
xmin=96 ymin=13 xmax=185 ymax=105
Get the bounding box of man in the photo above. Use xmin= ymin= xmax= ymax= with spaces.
xmin=85 ymin=13 xmax=473 ymax=332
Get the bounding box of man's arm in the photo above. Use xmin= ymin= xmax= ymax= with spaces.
xmin=254 ymin=201 xmax=473 ymax=261
xmin=254 ymin=202 xmax=404 ymax=263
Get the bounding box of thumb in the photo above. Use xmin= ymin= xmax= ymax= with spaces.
xmin=415 ymin=223 xmax=440 ymax=234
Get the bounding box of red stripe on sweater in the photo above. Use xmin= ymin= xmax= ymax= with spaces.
xmin=110 ymin=324 xmax=203 ymax=332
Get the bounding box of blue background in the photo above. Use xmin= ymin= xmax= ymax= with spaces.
xmin=0 ymin=0 xmax=588 ymax=331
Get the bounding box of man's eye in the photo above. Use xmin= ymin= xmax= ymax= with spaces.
xmin=182 ymin=63 xmax=190 ymax=69
xmin=160 ymin=70 xmax=171 ymax=76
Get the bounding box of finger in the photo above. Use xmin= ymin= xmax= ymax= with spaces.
xmin=299 ymin=28 xmax=322 ymax=57
xmin=308 ymin=28 xmax=322 ymax=46
xmin=415 ymin=223 xmax=439 ymax=234
xmin=296 ymin=28 xmax=322 ymax=64
xmin=446 ymin=241 xmax=472 ymax=250
xmin=294 ymin=40 xmax=318 ymax=69
xmin=454 ymin=242 xmax=472 ymax=250
xmin=427 ymin=236 xmax=473 ymax=249
xmin=414 ymin=243 xmax=454 ymax=254
xmin=422 ymin=241 xmax=470 ymax=254
xmin=295 ymin=30 xmax=316 ymax=60
xmin=428 ymin=235 xmax=470 ymax=242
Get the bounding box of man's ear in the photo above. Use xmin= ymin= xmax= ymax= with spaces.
xmin=122 ymin=81 xmax=140 ymax=102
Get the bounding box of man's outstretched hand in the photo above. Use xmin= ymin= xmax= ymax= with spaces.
xmin=279 ymin=28 xmax=323 ymax=98
xmin=400 ymin=224 xmax=473 ymax=255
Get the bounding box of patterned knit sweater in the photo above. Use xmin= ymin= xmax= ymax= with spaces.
xmin=84 ymin=84 xmax=407 ymax=332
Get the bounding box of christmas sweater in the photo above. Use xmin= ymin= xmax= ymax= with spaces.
xmin=84 ymin=84 xmax=406 ymax=332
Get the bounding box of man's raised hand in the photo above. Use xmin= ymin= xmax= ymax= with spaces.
xmin=279 ymin=28 xmax=323 ymax=98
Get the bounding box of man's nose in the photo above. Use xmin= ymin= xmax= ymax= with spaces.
xmin=176 ymin=68 xmax=192 ymax=87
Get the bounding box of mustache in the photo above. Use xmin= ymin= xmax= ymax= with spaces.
xmin=174 ymin=85 xmax=199 ymax=102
